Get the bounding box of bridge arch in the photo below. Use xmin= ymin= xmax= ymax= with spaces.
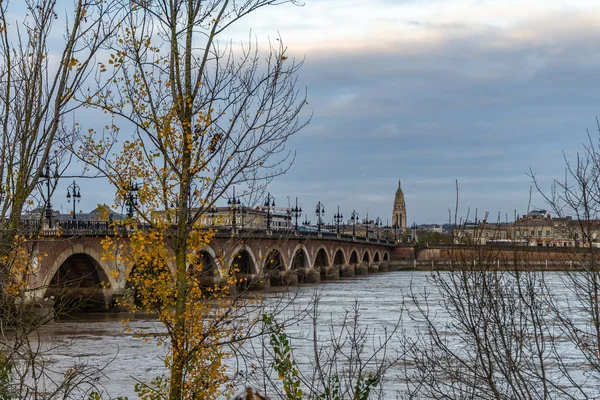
xmin=313 ymin=247 xmax=330 ymax=269
xmin=43 ymin=243 xmax=116 ymax=311
xmin=349 ymin=249 xmax=359 ymax=265
xmin=43 ymin=243 xmax=116 ymax=292
xmin=290 ymin=245 xmax=311 ymax=270
xmin=264 ymin=248 xmax=287 ymax=273
xmin=373 ymin=251 xmax=381 ymax=263
xmin=126 ymin=256 xmax=175 ymax=309
xmin=333 ymin=248 xmax=346 ymax=265
xmin=383 ymin=252 xmax=389 ymax=261
xmin=362 ymin=250 xmax=371 ymax=264
xmin=189 ymin=246 xmax=221 ymax=277
xmin=229 ymin=245 xmax=258 ymax=275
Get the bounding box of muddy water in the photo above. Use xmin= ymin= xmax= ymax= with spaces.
xmin=38 ymin=271 xmax=585 ymax=398
xmin=38 ymin=271 xmax=420 ymax=398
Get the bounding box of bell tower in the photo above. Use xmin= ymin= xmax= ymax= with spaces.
xmin=392 ymin=180 xmax=407 ymax=231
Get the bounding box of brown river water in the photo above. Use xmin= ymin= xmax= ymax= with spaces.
xmin=34 ymin=270 xmax=589 ymax=399
xmin=35 ymin=270 xmax=418 ymax=398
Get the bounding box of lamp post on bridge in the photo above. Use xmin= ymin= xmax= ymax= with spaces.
xmin=315 ymin=201 xmax=325 ymax=234
xmin=125 ymin=181 xmax=139 ymax=219
xmin=334 ymin=205 xmax=343 ymax=235
xmin=364 ymin=213 xmax=370 ymax=240
xmin=264 ymin=192 xmax=275 ymax=232
xmin=41 ymin=159 xmax=58 ymax=228
xmin=291 ymin=197 xmax=302 ymax=232
xmin=228 ymin=186 xmax=241 ymax=233
xmin=350 ymin=210 xmax=358 ymax=238
xmin=66 ymin=180 xmax=81 ymax=221
xmin=375 ymin=217 xmax=382 ymax=241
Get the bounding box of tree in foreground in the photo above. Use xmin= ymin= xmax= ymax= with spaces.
xmin=81 ymin=0 xmax=307 ymax=397
xmin=0 ymin=0 xmax=122 ymax=397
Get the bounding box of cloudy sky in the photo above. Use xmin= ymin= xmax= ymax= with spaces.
xmin=54 ymin=0 xmax=600 ymax=224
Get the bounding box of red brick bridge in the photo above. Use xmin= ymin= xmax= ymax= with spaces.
xmin=27 ymin=224 xmax=395 ymax=311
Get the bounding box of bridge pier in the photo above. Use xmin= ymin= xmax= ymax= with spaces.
xmin=109 ymin=289 xmax=129 ymax=311
xmin=320 ymin=266 xmax=339 ymax=280
xmin=368 ymin=263 xmax=379 ymax=273
xmin=198 ymin=275 xmax=223 ymax=288
xmin=356 ymin=263 xmax=369 ymax=275
xmin=296 ymin=268 xmax=319 ymax=283
xmin=268 ymin=270 xmax=298 ymax=286
xmin=378 ymin=262 xmax=389 ymax=272
xmin=340 ymin=265 xmax=355 ymax=278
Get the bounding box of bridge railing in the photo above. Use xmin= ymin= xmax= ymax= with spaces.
xmin=17 ymin=219 xmax=395 ymax=245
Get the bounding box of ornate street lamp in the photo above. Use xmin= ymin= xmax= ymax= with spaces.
xmin=264 ymin=192 xmax=275 ymax=231
xmin=315 ymin=201 xmax=325 ymax=233
xmin=41 ymin=159 xmax=58 ymax=227
xmin=66 ymin=180 xmax=82 ymax=220
xmin=375 ymin=217 xmax=382 ymax=240
xmin=291 ymin=197 xmax=302 ymax=231
xmin=364 ymin=213 xmax=370 ymax=239
xmin=334 ymin=205 xmax=343 ymax=235
xmin=350 ymin=210 xmax=358 ymax=237
xmin=126 ymin=181 xmax=139 ymax=219
xmin=228 ymin=186 xmax=241 ymax=232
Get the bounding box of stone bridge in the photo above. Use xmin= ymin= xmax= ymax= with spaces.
xmin=28 ymin=226 xmax=395 ymax=311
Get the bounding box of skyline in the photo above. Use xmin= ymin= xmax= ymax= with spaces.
xmin=45 ymin=0 xmax=600 ymax=223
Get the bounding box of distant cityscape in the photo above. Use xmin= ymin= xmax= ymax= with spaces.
xmin=22 ymin=181 xmax=597 ymax=247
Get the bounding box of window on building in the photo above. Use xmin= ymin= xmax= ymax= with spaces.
xmin=537 ymin=230 xmax=542 ymax=237
xmin=546 ymin=230 xmax=550 ymax=237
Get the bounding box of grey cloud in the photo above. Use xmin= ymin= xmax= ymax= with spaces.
xmin=271 ymin=12 xmax=600 ymax=223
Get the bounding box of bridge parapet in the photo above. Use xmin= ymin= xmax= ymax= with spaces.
xmin=22 ymin=218 xmax=397 ymax=247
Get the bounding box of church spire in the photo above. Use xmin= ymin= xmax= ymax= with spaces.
xmin=392 ymin=179 xmax=407 ymax=231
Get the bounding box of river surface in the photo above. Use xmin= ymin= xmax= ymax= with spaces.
xmin=34 ymin=270 xmax=591 ymax=399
